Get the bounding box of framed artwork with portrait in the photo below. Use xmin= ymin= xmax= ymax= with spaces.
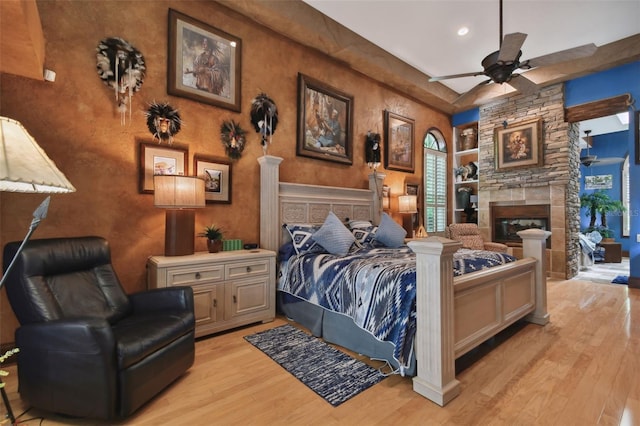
xmin=494 ymin=117 xmax=543 ymax=171
xmin=296 ymin=73 xmax=353 ymax=165
xmin=384 ymin=110 xmax=415 ymax=173
xmin=194 ymin=155 xmax=232 ymax=203
xmin=167 ymin=9 xmax=242 ymax=112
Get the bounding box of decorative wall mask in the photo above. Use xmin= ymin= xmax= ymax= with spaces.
xmin=250 ymin=93 xmax=278 ymax=155
xmin=220 ymin=120 xmax=247 ymax=160
xmin=96 ymin=37 xmax=146 ymax=125
xmin=365 ymin=131 xmax=381 ymax=170
xmin=146 ymin=102 xmax=181 ymax=144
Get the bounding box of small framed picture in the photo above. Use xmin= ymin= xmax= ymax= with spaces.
xmin=296 ymin=73 xmax=353 ymax=165
xmin=194 ymin=155 xmax=232 ymax=203
xmin=167 ymin=9 xmax=242 ymax=112
xmin=494 ymin=117 xmax=543 ymax=171
xmin=384 ymin=110 xmax=415 ymax=173
xmin=139 ymin=142 xmax=188 ymax=194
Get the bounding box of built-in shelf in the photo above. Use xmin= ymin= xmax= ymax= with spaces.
xmin=452 ymin=122 xmax=479 ymax=224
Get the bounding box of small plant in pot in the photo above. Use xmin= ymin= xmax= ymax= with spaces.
xmin=200 ymin=225 xmax=224 ymax=253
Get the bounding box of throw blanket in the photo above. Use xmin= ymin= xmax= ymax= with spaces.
xmin=278 ymin=246 xmax=516 ymax=372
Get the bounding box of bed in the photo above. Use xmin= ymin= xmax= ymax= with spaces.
xmin=258 ymin=156 xmax=550 ymax=406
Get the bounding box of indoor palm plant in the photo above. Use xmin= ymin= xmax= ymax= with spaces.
xmin=580 ymin=191 xmax=625 ymax=239
xmin=200 ymin=224 xmax=224 ymax=253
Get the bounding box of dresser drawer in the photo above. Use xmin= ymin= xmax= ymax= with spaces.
xmin=226 ymin=259 xmax=270 ymax=280
xmin=166 ymin=264 xmax=225 ymax=286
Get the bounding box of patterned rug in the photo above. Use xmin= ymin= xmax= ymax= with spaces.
xmin=244 ymin=324 xmax=385 ymax=406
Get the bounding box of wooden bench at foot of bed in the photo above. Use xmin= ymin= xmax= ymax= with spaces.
xmin=408 ymin=228 xmax=550 ymax=406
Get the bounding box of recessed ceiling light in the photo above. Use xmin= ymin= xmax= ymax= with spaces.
xmin=457 ymin=27 xmax=469 ymax=36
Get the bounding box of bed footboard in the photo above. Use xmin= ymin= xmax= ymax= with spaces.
xmin=408 ymin=229 xmax=550 ymax=406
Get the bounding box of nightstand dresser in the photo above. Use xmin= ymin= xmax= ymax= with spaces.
xmin=147 ymin=249 xmax=276 ymax=338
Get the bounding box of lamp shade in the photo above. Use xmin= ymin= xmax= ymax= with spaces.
xmin=153 ymin=175 xmax=205 ymax=208
xmin=398 ymin=194 xmax=417 ymax=214
xmin=0 ymin=116 xmax=76 ymax=193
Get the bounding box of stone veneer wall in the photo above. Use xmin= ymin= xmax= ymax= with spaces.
xmin=476 ymin=84 xmax=580 ymax=279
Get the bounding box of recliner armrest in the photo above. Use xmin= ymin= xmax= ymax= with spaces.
xmin=129 ymin=286 xmax=194 ymax=314
xmin=483 ymin=242 xmax=510 ymax=253
xmin=16 ymin=317 xmax=115 ymax=354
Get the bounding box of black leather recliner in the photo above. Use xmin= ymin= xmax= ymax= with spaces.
xmin=2 ymin=236 xmax=195 ymax=420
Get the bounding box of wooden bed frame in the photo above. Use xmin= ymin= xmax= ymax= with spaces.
xmin=258 ymin=156 xmax=550 ymax=406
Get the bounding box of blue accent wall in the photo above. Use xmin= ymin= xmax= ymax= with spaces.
xmin=452 ymin=108 xmax=479 ymax=126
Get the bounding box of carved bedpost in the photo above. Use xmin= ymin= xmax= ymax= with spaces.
xmin=258 ymin=155 xmax=283 ymax=252
xmin=518 ymin=229 xmax=551 ymax=325
xmin=407 ymin=237 xmax=462 ymax=406
xmin=368 ymin=171 xmax=385 ymax=225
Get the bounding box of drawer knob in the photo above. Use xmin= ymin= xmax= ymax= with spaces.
xmin=213 ymin=299 xmax=217 ymax=308
xmin=195 ymin=272 xmax=201 ymax=279
xmin=233 ymin=295 xmax=237 ymax=304
xmin=246 ymin=266 xmax=252 ymax=273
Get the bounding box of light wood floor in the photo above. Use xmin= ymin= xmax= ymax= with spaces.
xmin=3 ymin=277 xmax=639 ymax=425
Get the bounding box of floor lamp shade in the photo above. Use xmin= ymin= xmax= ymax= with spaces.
xmin=0 ymin=116 xmax=76 ymax=193
xmin=154 ymin=175 xmax=205 ymax=256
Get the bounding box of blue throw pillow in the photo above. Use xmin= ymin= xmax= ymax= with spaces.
xmin=312 ymin=211 xmax=356 ymax=256
xmin=374 ymin=213 xmax=407 ymax=248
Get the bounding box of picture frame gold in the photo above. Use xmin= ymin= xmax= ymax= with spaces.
xmin=139 ymin=142 xmax=188 ymax=194
xmin=384 ymin=110 xmax=415 ymax=173
xmin=296 ymin=73 xmax=353 ymax=165
xmin=494 ymin=117 xmax=543 ymax=171
xmin=167 ymin=9 xmax=242 ymax=112
xmin=193 ymin=155 xmax=232 ymax=204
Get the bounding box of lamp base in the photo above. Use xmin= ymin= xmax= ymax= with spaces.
xmin=165 ymin=209 xmax=195 ymax=256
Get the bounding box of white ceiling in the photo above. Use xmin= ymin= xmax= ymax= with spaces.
xmin=303 ymin=0 xmax=639 ymax=94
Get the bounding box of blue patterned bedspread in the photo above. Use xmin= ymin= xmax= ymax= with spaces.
xmin=277 ymin=245 xmax=516 ymax=372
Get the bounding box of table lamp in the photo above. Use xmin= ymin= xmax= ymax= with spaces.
xmin=0 ymin=116 xmax=76 ymax=423
xmin=398 ymin=194 xmax=417 ymax=237
xmin=154 ymin=175 xmax=205 ymax=256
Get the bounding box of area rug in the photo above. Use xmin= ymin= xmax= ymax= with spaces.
xmin=244 ymin=324 xmax=385 ymax=406
xmin=612 ymin=275 xmax=629 ymax=284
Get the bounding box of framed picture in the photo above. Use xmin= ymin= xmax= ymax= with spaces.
xmin=139 ymin=142 xmax=188 ymax=194
xmin=384 ymin=111 xmax=415 ymax=173
xmin=194 ymin=155 xmax=232 ymax=204
xmin=167 ymin=9 xmax=242 ymax=112
xmin=494 ymin=117 xmax=543 ymax=171
xmin=585 ymin=174 xmax=613 ymax=190
xmin=296 ymin=73 xmax=353 ymax=165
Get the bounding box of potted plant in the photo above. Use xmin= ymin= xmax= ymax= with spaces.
xmin=200 ymin=224 xmax=224 ymax=253
xmin=580 ymin=191 xmax=625 ymax=241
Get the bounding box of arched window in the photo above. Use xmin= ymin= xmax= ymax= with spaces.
xmin=423 ymin=129 xmax=447 ymax=233
xmin=623 ymin=155 xmax=630 ymax=237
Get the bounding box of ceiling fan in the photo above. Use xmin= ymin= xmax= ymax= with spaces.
xmin=580 ymin=130 xmax=625 ymax=167
xmin=429 ymin=0 xmax=598 ymax=104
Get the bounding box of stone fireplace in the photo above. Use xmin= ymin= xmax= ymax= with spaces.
xmin=473 ymin=84 xmax=581 ymax=280
xmin=491 ymin=203 xmax=551 ymax=249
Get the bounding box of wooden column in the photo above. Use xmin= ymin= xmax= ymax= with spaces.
xmin=258 ymin=155 xmax=283 ymax=252
xmin=519 ymin=228 xmax=551 ymax=325
xmin=408 ymin=237 xmax=463 ymax=406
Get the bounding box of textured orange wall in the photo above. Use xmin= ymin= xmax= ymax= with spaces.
xmin=0 ymin=0 xmax=451 ymax=343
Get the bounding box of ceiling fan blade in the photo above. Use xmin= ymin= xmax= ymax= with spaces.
xmin=580 ymin=155 xmax=597 ymax=166
xmin=590 ymin=157 xmax=625 ymax=167
xmin=506 ymin=74 xmax=539 ymax=95
xmin=524 ymin=43 xmax=597 ymax=68
xmin=497 ymin=32 xmax=527 ymax=63
xmin=453 ymin=79 xmax=492 ymax=105
xmin=429 ymin=71 xmax=485 ymax=82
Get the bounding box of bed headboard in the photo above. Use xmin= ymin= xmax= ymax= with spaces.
xmin=259 ymin=155 xmax=384 ymax=252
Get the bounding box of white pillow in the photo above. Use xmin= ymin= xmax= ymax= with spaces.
xmin=374 ymin=212 xmax=407 ymax=248
xmin=312 ymin=211 xmax=356 ymax=255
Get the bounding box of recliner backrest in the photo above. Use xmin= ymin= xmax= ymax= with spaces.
xmin=3 ymin=237 xmax=131 ymax=325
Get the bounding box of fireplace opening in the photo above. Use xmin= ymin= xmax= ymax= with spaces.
xmin=491 ymin=204 xmax=551 ymax=248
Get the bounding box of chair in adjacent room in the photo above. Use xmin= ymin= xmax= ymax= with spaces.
xmin=2 ymin=236 xmax=195 ymax=421
xmin=446 ymin=223 xmax=510 ymax=253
